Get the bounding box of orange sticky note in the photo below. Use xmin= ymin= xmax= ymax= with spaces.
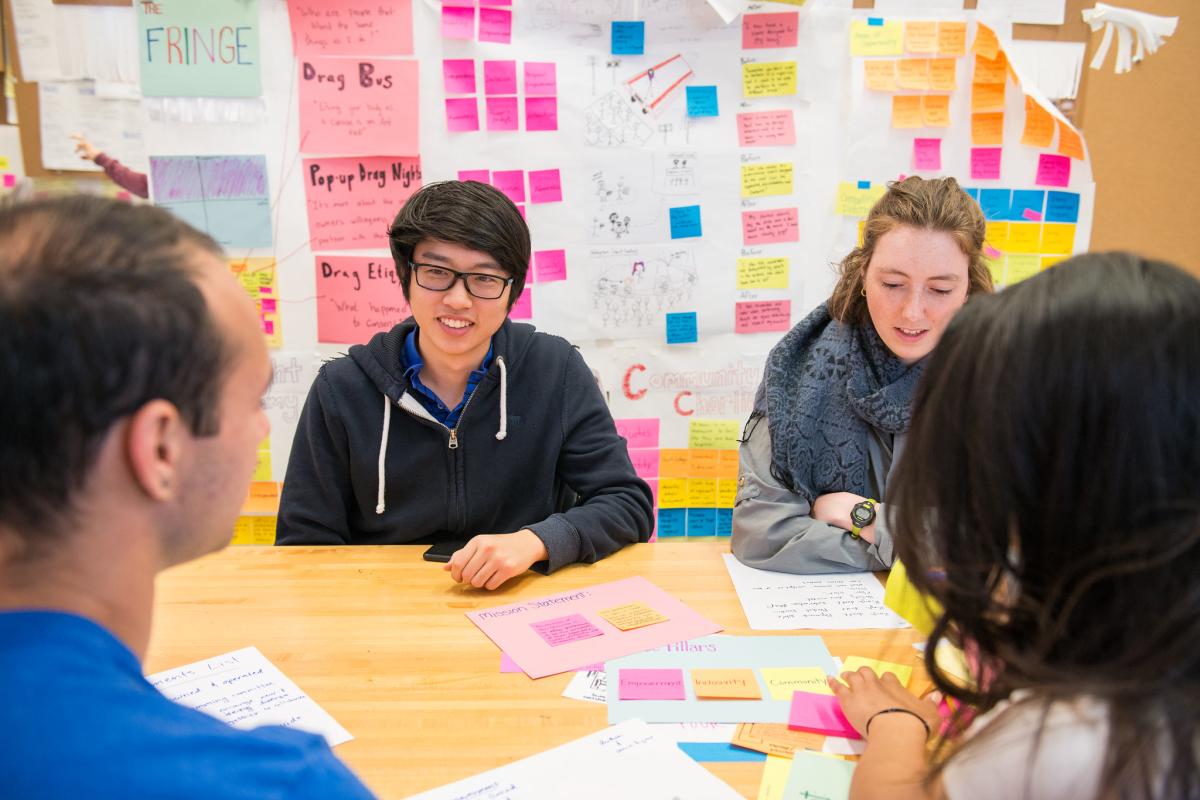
xmin=929 ymin=58 xmax=957 ymax=91
xmin=717 ymin=449 xmax=740 ymax=479
xmin=897 ymin=58 xmax=930 ymax=90
xmin=971 ymin=112 xmax=1004 ymax=145
xmin=864 ymin=59 xmax=897 ymax=91
xmin=973 ymin=53 xmax=1007 ymax=84
xmin=904 ymin=21 xmax=937 ymax=53
xmin=891 ymin=95 xmax=923 ymax=128
xmin=937 ymin=21 xmax=966 ymax=56
xmin=1021 ymin=95 xmax=1055 ymax=147
xmin=688 ymin=449 xmax=720 ymax=478
xmin=973 ymin=23 xmax=1000 ymax=60
xmin=971 ymin=82 xmax=1005 ymax=113
xmin=658 ymin=449 xmax=691 ymax=478
xmin=692 ymin=668 xmax=762 ymax=700
xmin=598 ymin=601 xmax=669 ymax=631
xmin=1057 ymin=120 xmax=1085 ymax=160
xmin=921 ymin=94 xmax=950 ymax=127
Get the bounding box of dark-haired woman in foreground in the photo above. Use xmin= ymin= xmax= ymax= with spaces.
xmin=830 ymin=252 xmax=1200 ymax=799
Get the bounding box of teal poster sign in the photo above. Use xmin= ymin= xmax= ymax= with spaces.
xmin=137 ymin=0 xmax=262 ymax=98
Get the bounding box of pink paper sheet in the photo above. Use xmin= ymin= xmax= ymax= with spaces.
xmin=302 ymin=156 xmax=422 ymax=250
xmin=288 ymin=0 xmax=413 ymax=57
xmin=788 ymin=691 xmax=862 ymax=739
xmin=298 ymin=57 xmax=418 ymax=155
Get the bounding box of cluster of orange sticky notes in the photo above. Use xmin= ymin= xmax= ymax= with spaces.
xmin=971 ymin=82 xmax=1005 ymax=112
xmin=972 ymin=23 xmax=1000 ymax=60
xmin=692 ymin=668 xmax=762 ymax=699
xmin=597 ymin=601 xmax=669 ymax=631
xmin=1057 ymin=120 xmax=1085 ymax=160
xmin=971 ymin=112 xmax=1004 ymax=145
xmin=1021 ymin=95 xmax=1055 ymax=147
xmin=891 ymin=95 xmax=923 ymax=128
xmin=973 ymin=52 xmax=1007 ymax=84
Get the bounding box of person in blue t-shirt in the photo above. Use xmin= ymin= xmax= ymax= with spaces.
xmin=0 ymin=197 xmax=376 ymax=800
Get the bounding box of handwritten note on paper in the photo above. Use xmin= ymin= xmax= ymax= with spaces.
xmin=147 ymin=646 xmax=352 ymax=746
xmin=736 ymin=110 xmax=796 ymax=146
xmin=528 ymin=169 xmax=562 ymax=203
xmin=937 ymin=21 xmax=967 ymax=55
xmin=442 ymin=58 xmax=475 ymax=94
xmin=912 ymin=138 xmax=941 ymax=171
xmin=287 ymin=0 xmax=413 ymax=57
xmin=598 ymin=602 xmax=669 ymax=631
xmin=669 ymin=205 xmax=703 ymax=238
xmin=736 ymin=300 xmax=791 ymax=334
xmin=688 ymin=419 xmax=742 ymax=450
xmin=929 ymin=57 xmax=957 ymax=91
xmin=445 ymin=97 xmax=480 ymax=132
xmin=533 ymin=248 xmax=567 ymax=282
xmin=743 ymin=12 xmax=799 ymax=49
xmin=741 ymin=208 xmax=799 ymax=247
xmin=760 ymin=667 xmax=833 ymax=700
xmin=485 ymin=96 xmax=519 ymax=131
xmin=891 ymin=95 xmax=922 ymax=129
xmin=658 ymin=478 xmax=688 ymax=509
xmin=850 ymin=19 xmax=903 ymax=57
xmin=922 ymin=94 xmax=951 ymax=127
xmin=478 ymin=7 xmax=512 ymax=44
xmin=973 ymin=23 xmax=1001 ymax=60
xmin=619 ymin=669 xmax=686 ymax=701
xmin=783 ymin=750 xmax=857 ymax=800
xmin=970 ymin=147 xmax=1002 ymax=179
xmin=611 ymin=20 xmax=645 ymax=55
xmin=836 ymin=182 xmax=886 ymax=217
xmin=441 ymin=5 xmax=473 ymax=39
xmin=532 ymin=614 xmax=605 ymax=647
xmin=629 ymin=449 xmax=659 ymax=479
xmin=1036 ymin=153 xmax=1071 ymax=187
xmin=685 ymin=85 xmax=718 ymax=117
xmin=974 ymin=52 xmax=1008 ymax=84
xmin=302 ymin=156 xmax=421 ymax=250
xmin=971 ymin=112 xmax=1004 ymax=145
xmin=737 ymin=257 xmax=789 ymax=290
xmin=743 ymin=62 xmax=797 ymax=98
xmin=298 ymin=57 xmax=418 ymax=155
xmin=137 ymin=0 xmax=261 ymax=98
xmin=615 ymin=418 xmax=660 ymax=449
xmin=509 ymin=288 xmax=533 ymax=320
xmin=151 ymin=156 xmax=271 ymax=249
xmin=1007 ymin=222 xmax=1041 ymax=253
xmin=686 ymin=478 xmax=718 ymax=508
xmin=1040 ymin=222 xmax=1076 ymax=254
xmin=315 ymin=255 xmax=410 ymax=344
xmin=1045 ymin=191 xmax=1080 ymax=223
xmin=1021 ymin=95 xmax=1055 ymax=146
xmin=562 ymin=669 xmax=607 ymax=704
xmin=897 ymin=58 xmax=930 ymax=90
xmin=971 ymin=81 xmax=1005 ymax=113
xmin=693 ymin=669 xmax=763 ymax=700
xmin=904 ymin=20 xmax=937 ymax=53
xmin=723 ymin=554 xmax=909 ymax=630
xmin=1057 ymin=120 xmax=1085 ymax=160
xmin=525 ymin=96 xmax=558 ymax=131
xmin=863 ymin=60 xmax=897 ymax=91
xmin=524 ymin=62 xmax=556 ymax=95
xmin=741 ymin=162 xmax=794 ymax=198
xmin=665 ymin=311 xmax=699 ymax=344
xmin=659 ymin=449 xmax=691 ymax=478
xmin=483 ymin=59 xmax=517 ymax=95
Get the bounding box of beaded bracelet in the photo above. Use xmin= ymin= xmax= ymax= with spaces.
xmin=865 ymin=707 xmax=932 ymax=741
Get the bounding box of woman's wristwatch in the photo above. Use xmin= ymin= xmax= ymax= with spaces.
xmin=849 ymin=498 xmax=878 ymax=539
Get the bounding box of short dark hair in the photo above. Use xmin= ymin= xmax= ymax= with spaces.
xmin=387 ymin=180 xmax=531 ymax=310
xmin=0 ymin=196 xmax=231 ymax=542
xmin=889 ymin=252 xmax=1200 ymax=797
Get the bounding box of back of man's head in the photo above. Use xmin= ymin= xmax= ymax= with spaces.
xmin=0 ymin=196 xmax=230 ymax=554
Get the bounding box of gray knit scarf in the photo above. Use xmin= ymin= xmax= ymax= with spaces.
xmin=754 ymin=302 xmax=924 ymax=505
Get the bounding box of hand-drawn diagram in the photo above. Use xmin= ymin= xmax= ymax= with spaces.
xmin=589 ymin=246 xmax=699 ymax=330
xmin=585 ymin=89 xmax=655 ymax=148
xmin=654 ymin=151 xmax=698 ymax=194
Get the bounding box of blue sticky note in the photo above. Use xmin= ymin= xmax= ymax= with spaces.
xmin=657 ymin=508 xmax=686 ymax=538
xmin=964 ymin=187 xmax=980 ymax=201
xmin=612 ymin=21 xmax=645 ymax=55
xmin=979 ymin=188 xmax=1012 ymax=221
xmin=857 ymin=180 xmax=871 ymax=190
xmin=665 ymin=311 xmax=698 ymax=344
xmin=686 ymin=85 xmax=718 ymax=117
xmin=868 ymin=17 xmax=884 ymax=26
xmin=678 ymin=743 xmax=766 ymax=763
xmin=1010 ymin=190 xmax=1045 ymax=221
xmin=1045 ymin=191 xmax=1080 ymax=223
xmin=669 ymin=205 xmax=702 ymax=239
xmin=716 ymin=508 xmax=733 ymax=537
xmin=686 ymin=508 xmax=717 ymax=537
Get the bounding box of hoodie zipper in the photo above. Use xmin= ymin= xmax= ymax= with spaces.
xmin=398 ymin=383 xmax=479 ymax=450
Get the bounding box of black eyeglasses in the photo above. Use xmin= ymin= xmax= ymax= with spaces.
xmin=409 ymin=262 xmax=514 ymax=300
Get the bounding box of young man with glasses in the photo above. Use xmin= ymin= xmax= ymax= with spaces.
xmin=278 ymin=181 xmax=654 ymax=589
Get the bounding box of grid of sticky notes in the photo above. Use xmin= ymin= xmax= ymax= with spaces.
xmin=441 ymin=2 xmax=512 ymax=44
xmin=229 ymin=258 xmax=281 ymax=348
xmin=232 ymin=481 xmax=280 ymax=545
xmin=618 ymin=665 xmax=835 ymax=701
xmin=963 ymin=186 xmax=1080 ymax=286
xmin=851 ymin=18 xmax=965 ymax=134
xmin=532 ymin=601 xmax=669 ymax=648
xmin=443 ymin=59 xmax=557 ymax=132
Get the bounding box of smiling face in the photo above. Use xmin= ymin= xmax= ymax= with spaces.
xmin=407 ymin=238 xmax=513 ymax=371
xmin=864 ymin=225 xmax=970 ymax=364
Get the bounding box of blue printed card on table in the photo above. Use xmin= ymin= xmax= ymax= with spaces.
xmin=686 ymin=86 xmax=718 ymax=117
xmin=612 ymin=21 xmax=645 ymax=55
xmin=150 ymin=155 xmax=272 ymax=248
xmin=665 ymin=312 xmax=698 ymax=344
xmin=669 ymin=205 xmax=702 ymax=239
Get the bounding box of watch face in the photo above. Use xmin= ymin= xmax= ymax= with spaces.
xmin=851 ymin=503 xmax=875 ymax=526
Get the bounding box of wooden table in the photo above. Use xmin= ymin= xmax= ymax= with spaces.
xmin=147 ymin=540 xmax=923 ymax=799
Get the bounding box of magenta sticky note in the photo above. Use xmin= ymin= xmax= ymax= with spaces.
xmin=509 ymin=287 xmax=533 ymax=320
xmin=524 ymin=61 xmax=557 ymax=95
xmin=1036 ymin=153 xmax=1071 ymax=188
xmin=260 ymin=298 xmax=278 ymax=313
xmin=483 ymin=59 xmax=518 ymax=95
xmin=628 ymin=448 xmax=659 ymax=478
xmin=1022 ymin=208 xmax=1043 ymax=221
xmin=534 ymin=248 xmax=567 ymax=281
xmin=441 ymin=5 xmax=474 ymax=39
xmin=492 ymin=169 xmax=525 ymax=203
xmin=443 ymin=59 xmax=477 ymax=94
xmin=445 ymin=97 xmax=480 ymax=132
xmin=486 ymin=96 xmax=519 ymax=131
xmin=262 ymin=320 xmax=275 ymax=335
xmin=527 ymin=169 xmax=562 ymax=204
xmin=516 ymin=204 xmax=525 ymax=219
xmin=912 ymin=138 xmax=941 ymax=171
xmin=525 ymin=96 xmax=558 ymax=131
xmin=531 ymin=613 xmax=602 ymax=647
xmin=788 ymin=691 xmax=862 ymax=739
xmin=615 ymin=418 xmax=660 ymax=448
xmin=458 ymin=169 xmax=490 ymax=184
xmin=985 ymin=244 xmax=1003 ymax=259
xmin=478 ymin=7 xmax=512 ymax=43
xmin=971 ymin=147 xmax=1002 ymax=180
xmin=3 ymin=174 xmax=14 ymax=188
xmin=619 ymin=668 xmax=687 ymax=701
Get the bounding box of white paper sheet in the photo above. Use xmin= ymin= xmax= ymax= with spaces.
xmin=722 ymin=554 xmax=909 ymax=630
xmin=10 ymin=0 xmax=64 ymax=81
xmin=405 ymin=720 xmax=742 ymax=800
xmin=562 ymin=670 xmax=607 ymax=704
xmin=1006 ymin=40 xmax=1086 ymax=99
xmin=976 ymin=0 xmax=1066 ymax=26
xmin=37 ymin=81 xmax=147 ymax=173
xmin=146 ymin=646 xmax=352 ymax=747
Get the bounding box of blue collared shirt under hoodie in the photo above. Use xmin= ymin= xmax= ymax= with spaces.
xmin=401 ymin=328 xmax=493 ymax=428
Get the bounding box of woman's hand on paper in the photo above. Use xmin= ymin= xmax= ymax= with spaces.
xmin=446 ymin=530 xmax=548 ymax=590
xmin=828 ymin=668 xmax=939 ymax=741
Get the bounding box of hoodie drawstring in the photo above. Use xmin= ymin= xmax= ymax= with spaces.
xmin=495 ymin=356 xmax=508 ymax=441
xmin=376 ymin=393 xmax=391 ymax=514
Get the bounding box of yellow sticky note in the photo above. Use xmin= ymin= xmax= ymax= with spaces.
xmin=692 ymin=668 xmax=762 ymax=700
xmin=921 ymin=94 xmax=950 ymax=127
xmin=598 ymin=601 xmax=668 ymax=631
xmin=897 ymin=58 xmax=930 ymax=90
xmin=758 ymin=754 xmax=794 ymax=800
xmin=659 ymin=449 xmax=691 ymax=478
xmin=760 ymin=667 xmax=833 ymax=700
xmin=230 ymin=515 xmax=277 ymax=545
xmin=984 ymin=252 xmax=1006 ymax=286
xmin=971 ymin=112 xmax=1004 ymax=145
xmin=857 ymin=219 xmax=866 ymax=246
xmin=904 ymin=21 xmax=937 ymax=54
xmin=742 ymin=162 xmax=794 ymax=198
xmin=1041 ymin=255 xmax=1068 ymax=270
xmin=863 ymin=59 xmax=897 ymax=91
xmin=973 ymin=53 xmax=1007 ymax=85
xmin=229 ymin=257 xmax=282 ymax=348
xmin=883 ymin=559 xmax=942 ymax=637
xmin=971 ymin=82 xmax=1005 ymax=113
xmin=686 ymin=478 xmax=718 ymax=508
xmin=743 ymin=61 xmax=798 ymax=98
xmin=891 ymin=94 xmax=923 ymax=128
xmin=1040 ymin=223 xmax=1076 ymax=255
xmin=737 ymin=257 xmax=789 ymax=289
xmin=1007 ymin=222 xmax=1040 ymax=254
xmin=928 ymin=57 xmax=957 ymax=91
xmin=936 ymin=21 xmax=966 ymax=55
xmin=972 ymin=23 xmax=1000 ymax=60
xmin=850 ymin=19 xmax=904 ymax=57
xmin=1005 ymin=254 xmax=1041 ymax=284
xmin=717 ymin=450 xmax=740 ymax=479
xmin=0 ymin=157 xmax=9 ymax=169
xmin=841 ymin=656 xmax=913 ymax=687
xmin=658 ymin=478 xmax=688 ymax=508
xmin=985 ymin=221 xmax=1010 ymax=252
xmin=717 ymin=479 xmax=737 ymax=509
xmin=836 ymin=182 xmax=886 ymax=217
xmin=1021 ymin=95 xmax=1055 ymax=147
xmin=253 ymin=444 xmax=273 ymax=482
xmin=688 ymin=448 xmax=720 ymax=478
xmin=688 ymin=419 xmax=742 ymax=450
xmin=1057 ymin=120 xmax=1085 ymax=160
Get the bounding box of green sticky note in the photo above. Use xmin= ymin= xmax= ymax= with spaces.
xmin=782 ymin=750 xmax=856 ymax=800
xmin=138 ymin=0 xmax=262 ymax=98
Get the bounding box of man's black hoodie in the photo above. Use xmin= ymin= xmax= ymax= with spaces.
xmin=276 ymin=318 xmax=654 ymax=572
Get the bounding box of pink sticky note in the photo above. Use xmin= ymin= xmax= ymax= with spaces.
xmin=788 ymin=691 xmax=861 ymax=739
xmin=263 ymin=320 xmax=275 ymax=335
xmin=287 ymin=0 xmax=413 ymax=57
xmin=516 ymin=204 xmax=526 ymax=219
xmin=1036 ymin=153 xmax=1071 ymax=188
xmin=458 ymin=169 xmax=490 ymax=184
xmin=524 ymin=62 xmax=557 ymax=95
xmin=1022 ymin=208 xmax=1043 ymax=221
xmin=913 ymin=138 xmax=941 ymax=170
xmin=3 ymin=174 xmax=16 ymax=188
xmin=619 ymin=668 xmax=687 ymax=701
xmin=531 ymin=614 xmax=604 ymax=647
xmin=741 ymin=208 xmax=799 ymax=245
xmin=486 ymin=96 xmax=519 ymax=131
xmin=528 ymin=169 xmax=562 ymax=203
xmin=492 ymin=169 xmax=525 ymax=203
xmin=483 ymin=59 xmax=518 ymax=95
xmin=314 ymin=255 xmax=411 ymax=344
xmin=443 ymin=59 xmax=477 ymax=94
xmin=479 ymin=0 xmax=511 ymax=5
xmin=735 ymin=300 xmax=792 ymax=334
xmin=509 ymin=287 xmax=533 ymax=320
xmin=478 ymin=7 xmax=512 ymax=43
xmin=736 ymin=110 xmax=796 ymax=147
xmin=260 ymin=298 xmax=278 ymax=313
xmin=303 ymin=156 xmax=422 ymax=251
xmin=614 ymin=418 xmax=660 ymax=448
xmin=525 ymin=96 xmax=558 ymax=131
xmin=971 ymin=147 xmax=1002 ymax=180
xmin=445 ymin=97 xmax=480 ymax=132
xmin=628 ymin=448 xmax=659 ymax=478
xmin=985 ymin=244 xmax=1003 ymax=258
xmin=534 ymin=248 xmax=567 ymax=281
xmin=741 ymin=11 xmax=799 ymax=49
xmin=501 ymin=653 xmax=601 ymax=673
xmin=298 ymin=57 xmax=419 ymax=156
xmin=441 ymin=5 xmax=474 ymax=39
